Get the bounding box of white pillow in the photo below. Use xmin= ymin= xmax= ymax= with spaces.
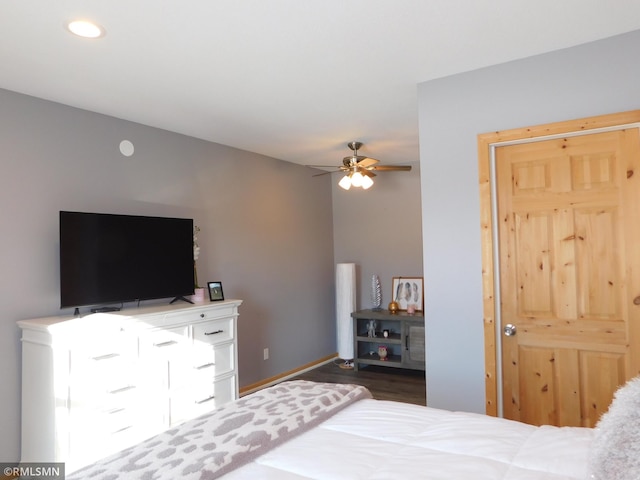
xmin=589 ymin=376 xmax=640 ymax=479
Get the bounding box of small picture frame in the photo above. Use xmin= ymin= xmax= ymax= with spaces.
xmin=207 ymin=281 xmax=224 ymax=302
xmin=391 ymin=277 xmax=423 ymax=311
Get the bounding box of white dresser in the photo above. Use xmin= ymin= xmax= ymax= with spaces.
xmin=18 ymin=299 xmax=242 ymax=473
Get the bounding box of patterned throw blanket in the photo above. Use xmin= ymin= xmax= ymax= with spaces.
xmin=68 ymin=380 xmax=372 ymax=479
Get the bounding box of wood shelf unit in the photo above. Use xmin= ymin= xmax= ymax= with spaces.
xmin=352 ymin=309 xmax=425 ymax=372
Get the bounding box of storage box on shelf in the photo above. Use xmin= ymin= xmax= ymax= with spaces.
xmin=351 ymin=309 xmax=425 ymax=371
xmin=18 ymin=299 xmax=242 ymax=473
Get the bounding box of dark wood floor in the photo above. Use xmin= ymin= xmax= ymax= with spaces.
xmin=289 ymin=360 xmax=426 ymax=406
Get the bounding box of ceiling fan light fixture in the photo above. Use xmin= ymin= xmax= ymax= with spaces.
xmin=310 ymin=141 xmax=408 ymax=191
xmin=338 ymin=174 xmax=352 ymax=190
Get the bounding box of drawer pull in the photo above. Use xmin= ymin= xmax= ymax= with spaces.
xmin=92 ymin=353 xmax=120 ymax=361
xmin=195 ymin=395 xmax=215 ymax=404
xmin=109 ymin=385 xmax=136 ymax=395
xmin=112 ymin=425 xmax=133 ymax=434
xmin=153 ymin=340 xmax=178 ymax=348
xmin=204 ymin=329 xmax=224 ymax=336
xmin=195 ymin=362 xmax=215 ymax=370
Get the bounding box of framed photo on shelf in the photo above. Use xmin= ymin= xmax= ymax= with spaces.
xmin=391 ymin=277 xmax=423 ymax=311
xmin=207 ymin=281 xmax=224 ymax=301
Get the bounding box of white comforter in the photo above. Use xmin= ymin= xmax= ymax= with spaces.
xmin=224 ymin=399 xmax=593 ymax=479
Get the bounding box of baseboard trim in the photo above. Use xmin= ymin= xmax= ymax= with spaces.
xmin=239 ymin=353 xmax=338 ymax=396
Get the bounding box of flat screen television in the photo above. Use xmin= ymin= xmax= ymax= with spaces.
xmin=60 ymin=211 xmax=195 ymax=309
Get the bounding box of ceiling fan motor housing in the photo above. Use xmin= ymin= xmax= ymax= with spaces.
xmin=348 ymin=141 xmax=363 ymax=152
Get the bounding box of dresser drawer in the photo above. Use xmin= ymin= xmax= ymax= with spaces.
xmin=192 ymin=342 xmax=234 ymax=376
xmin=168 ymin=343 xmax=234 ymax=390
xmin=70 ymin=350 xmax=139 ymax=398
xmin=70 ymin=328 xmax=137 ymax=359
xmin=69 ymin=327 xmax=137 ymax=392
xmin=165 ymin=307 xmax=220 ymax=325
xmin=71 ymin=400 xmax=138 ymax=435
xmin=139 ymin=325 xmax=189 ymax=357
xmin=69 ymin=411 xmax=149 ymax=472
xmin=68 ymin=385 xmax=150 ymax=462
xmin=192 ymin=318 xmax=234 ymax=346
xmin=169 ymin=375 xmax=236 ymax=425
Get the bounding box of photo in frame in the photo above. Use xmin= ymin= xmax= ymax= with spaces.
xmin=207 ymin=281 xmax=224 ymax=301
xmin=391 ymin=277 xmax=423 ymax=311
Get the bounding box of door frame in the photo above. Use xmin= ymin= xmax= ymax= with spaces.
xmin=477 ymin=110 xmax=640 ymax=417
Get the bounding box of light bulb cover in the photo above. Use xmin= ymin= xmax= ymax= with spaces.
xmin=361 ymin=175 xmax=374 ymax=189
xmin=351 ymin=171 xmax=364 ymax=187
xmin=338 ymin=174 xmax=352 ymax=190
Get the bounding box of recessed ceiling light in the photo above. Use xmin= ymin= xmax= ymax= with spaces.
xmin=66 ymin=20 xmax=105 ymax=39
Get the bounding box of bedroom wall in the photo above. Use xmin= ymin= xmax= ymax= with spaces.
xmin=418 ymin=29 xmax=640 ymax=413
xmin=0 ymin=89 xmax=336 ymax=463
xmin=332 ymin=164 xmax=423 ymax=310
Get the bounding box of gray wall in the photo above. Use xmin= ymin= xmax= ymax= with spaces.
xmin=0 ymin=89 xmax=336 ymax=462
xmin=332 ymin=164 xmax=423 ymax=309
xmin=418 ymin=29 xmax=640 ymax=413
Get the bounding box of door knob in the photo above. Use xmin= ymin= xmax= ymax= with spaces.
xmin=503 ymin=324 xmax=517 ymax=336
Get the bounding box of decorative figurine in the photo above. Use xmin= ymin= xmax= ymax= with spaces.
xmin=367 ymin=319 xmax=377 ymax=337
xmin=378 ymin=345 xmax=388 ymax=361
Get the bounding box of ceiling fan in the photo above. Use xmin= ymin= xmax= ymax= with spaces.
xmin=308 ymin=141 xmax=412 ymax=190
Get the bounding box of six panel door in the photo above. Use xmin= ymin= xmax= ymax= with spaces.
xmin=495 ymin=128 xmax=640 ymax=427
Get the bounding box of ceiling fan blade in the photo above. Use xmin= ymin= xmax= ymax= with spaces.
xmin=359 ymin=168 xmax=377 ymax=178
xmin=306 ymin=164 xmax=347 ymax=171
xmin=357 ymin=157 xmax=379 ymax=168
xmin=308 ymin=165 xmax=350 ymax=176
xmin=311 ymin=170 xmax=336 ymax=177
xmin=370 ymin=165 xmax=412 ymax=172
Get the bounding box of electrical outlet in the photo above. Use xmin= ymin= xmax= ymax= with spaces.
xmin=263 ymin=348 xmax=269 ymax=360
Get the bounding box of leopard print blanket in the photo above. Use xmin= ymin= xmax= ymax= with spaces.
xmin=68 ymin=380 xmax=373 ymax=479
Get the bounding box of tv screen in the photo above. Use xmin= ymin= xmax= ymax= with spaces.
xmin=60 ymin=211 xmax=195 ymax=308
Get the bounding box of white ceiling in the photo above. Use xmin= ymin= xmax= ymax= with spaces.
xmin=2 ymin=1 xmax=640 ymax=168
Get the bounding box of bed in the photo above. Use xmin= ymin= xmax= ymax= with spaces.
xmin=67 ymin=377 xmax=640 ymax=480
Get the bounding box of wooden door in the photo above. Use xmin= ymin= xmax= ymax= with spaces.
xmin=478 ymin=111 xmax=640 ymax=427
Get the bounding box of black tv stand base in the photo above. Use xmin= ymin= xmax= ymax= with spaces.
xmin=170 ymin=296 xmax=194 ymax=305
